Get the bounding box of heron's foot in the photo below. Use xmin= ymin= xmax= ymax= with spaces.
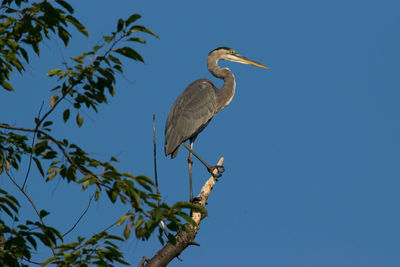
xmin=192 ymin=196 xmax=202 ymax=204
xmin=207 ymin=165 xmax=225 ymax=179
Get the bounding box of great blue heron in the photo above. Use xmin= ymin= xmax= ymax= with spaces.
xmin=165 ymin=47 xmax=269 ymax=202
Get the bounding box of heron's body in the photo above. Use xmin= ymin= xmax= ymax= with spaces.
xmin=165 ymin=79 xmax=218 ymax=158
xmin=164 ymin=47 xmax=268 ymax=201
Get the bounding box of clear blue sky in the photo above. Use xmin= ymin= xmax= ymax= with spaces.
xmin=1 ymin=0 xmax=400 ymax=266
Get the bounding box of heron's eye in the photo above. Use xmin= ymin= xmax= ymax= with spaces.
xmin=230 ymin=50 xmax=235 ymax=54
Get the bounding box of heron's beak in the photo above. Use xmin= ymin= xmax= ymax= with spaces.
xmin=228 ymin=54 xmax=270 ymax=69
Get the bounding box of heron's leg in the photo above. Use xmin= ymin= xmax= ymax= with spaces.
xmin=181 ymin=142 xmax=225 ymax=178
xmin=188 ymin=140 xmax=194 ymax=203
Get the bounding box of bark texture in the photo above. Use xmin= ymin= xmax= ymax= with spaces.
xmin=144 ymin=157 xmax=224 ymax=267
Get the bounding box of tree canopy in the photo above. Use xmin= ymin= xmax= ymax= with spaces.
xmin=0 ymin=1 xmax=205 ymax=265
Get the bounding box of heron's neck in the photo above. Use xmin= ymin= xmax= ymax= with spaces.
xmin=207 ymin=57 xmax=236 ymax=112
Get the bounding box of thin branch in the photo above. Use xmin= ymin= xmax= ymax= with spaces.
xmin=138 ymin=256 xmax=149 ymax=267
xmin=144 ymin=157 xmax=225 ymax=267
xmin=101 ymin=219 xmax=119 ymax=233
xmin=152 ymin=114 xmax=160 ymax=205
xmin=23 ymin=257 xmax=41 ymax=265
xmin=62 ymin=194 xmax=94 ymax=237
xmin=5 ymin=168 xmax=56 ymax=256
xmin=22 ymin=101 xmax=44 ymax=190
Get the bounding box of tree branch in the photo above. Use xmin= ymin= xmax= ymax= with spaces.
xmin=62 ymin=194 xmax=94 ymax=237
xmin=144 ymin=157 xmax=224 ymax=267
xmin=22 ymin=102 xmax=44 ymax=190
xmin=4 ymin=168 xmax=56 ymax=256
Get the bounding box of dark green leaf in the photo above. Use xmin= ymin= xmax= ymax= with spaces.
xmin=123 ymin=224 xmax=131 ymax=239
xmin=33 ymin=157 xmax=44 ymax=177
xmin=76 ymin=112 xmax=83 ymax=127
xmin=39 ymin=210 xmax=50 ymax=218
xmin=128 ymin=25 xmax=159 ymax=38
xmin=2 ymin=81 xmax=14 ymax=91
xmin=43 ymin=121 xmax=53 ymax=127
xmin=117 ymin=19 xmax=124 ymax=32
xmin=63 ymin=109 xmax=70 ymax=123
xmin=113 ymin=47 xmax=144 ymax=62
xmin=104 ymin=36 xmax=113 ymax=43
xmin=125 ymin=14 xmax=141 ymax=26
xmin=65 ymin=15 xmax=88 ymax=37
xmin=55 ymin=0 xmax=74 ymax=13
xmin=179 ymin=212 xmax=197 ymax=226
xmin=19 ymin=47 xmax=29 ymax=63
xmin=127 ymin=37 xmax=146 ymax=44
xmin=173 ymin=202 xmax=207 ymax=214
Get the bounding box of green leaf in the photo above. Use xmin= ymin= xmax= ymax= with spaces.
xmin=33 ymin=157 xmax=44 ymax=177
xmin=19 ymin=47 xmax=29 ymax=63
xmin=43 ymin=121 xmax=53 ymax=127
xmin=63 ymin=109 xmax=70 ymax=123
xmin=2 ymin=81 xmax=14 ymax=91
xmin=82 ymin=180 xmax=90 ymax=190
xmin=128 ymin=25 xmax=159 ymax=38
xmin=173 ymin=202 xmax=207 ymax=214
xmin=125 ymin=14 xmax=141 ymax=26
xmin=95 ymin=189 xmax=100 ymax=200
xmin=76 ymin=112 xmax=83 ymax=127
xmin=58 ymin=26 xmax=71 ymax=46
xmin=108 ymin=54 xmax=122 ymax=64
xmin=46 ymin=68 xmax=62 ymax=77
xmin=117 ymin=214 xmax=130 ymax=226
xmin=40 ymin=210 xmax=50 ymax=218
xmin=135 ymin=175 xmax=155 ymax=186
xmin=104 ymin=36 xmax=113 ymax=43
xmin=117 ymin=19 xmax=124 ymax=32
xmin=128 ymin=37 xmax=146 ymax=44
xmin=123 ymin=224 xmax=131 ymax=239
xmin=179 ymin=212 xmax=197 ymax=226
xmin=65 ymin=15 xmax=88 ymax=37
xmin=55 ymin=0 xmax=74 ymax=13
xmin=113 ymin=47 xmax=144 ymax=62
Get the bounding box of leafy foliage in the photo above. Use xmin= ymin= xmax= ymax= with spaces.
xmin=0 ymin=1 xmax=197 ymax=266
xmin=42 ymin=232 xmax=129 ymax=266
xmin=0 ymin=0 xmax=87 ymax=91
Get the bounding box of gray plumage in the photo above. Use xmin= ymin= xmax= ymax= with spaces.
xmin=165 ymin=47 xmax=239 ymax=158
xmin=164 ymin=47 xmax=268 ymax=202
xmin=165 ymin=79 xmax=217 ymax=158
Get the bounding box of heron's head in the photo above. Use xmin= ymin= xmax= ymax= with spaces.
xmin=209 ymin=47 xmax=269 ymax=69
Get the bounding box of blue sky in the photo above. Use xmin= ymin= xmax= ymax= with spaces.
xmin=1 ymin=0 xmax=400 ymax=266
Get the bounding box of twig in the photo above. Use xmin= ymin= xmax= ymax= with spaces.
xmin=22 ymin=101 xmax=44 ymax=190
xmin=152 ymin=115 xmax=170 ymax=239
xmin=5 ymin=168 xmax=56 ymax=256
xmin=138 ymin=256 xmax=149 ymax=267
xmin=23 ymin=257 xmax=41 ymax=265
xmin=152 ymin=114 xmax=160 ymax=205
xmin=62 ymin=194 xmax=94 ymax=237
xmin=101 ymin=219 xmax=119 ymax=233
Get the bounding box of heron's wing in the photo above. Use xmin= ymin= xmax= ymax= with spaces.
xmin=165 ymin=79 xmax=218 ymax=158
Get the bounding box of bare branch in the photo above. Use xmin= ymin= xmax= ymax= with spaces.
xmin=138 ymin=256 xmax=149 ymax=267
xmin=4 ymin=168 xmax=56 ymax=256
xmin=144 ymin=157 xmax=224 ymax=267
xmin=22 ymin=101 xmax=44 ymax=190
xmin=62 ymin=194 xmax=94 ymax=237
xmin=153 ymin=114 xmax=160 ymax=205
